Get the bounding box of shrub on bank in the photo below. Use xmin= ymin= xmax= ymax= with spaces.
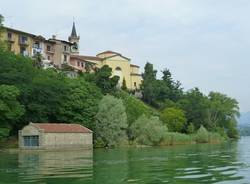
xmin=130 ymin=115 xmax=167 ymax=146
xmin=160 ymin=132 xmax=193 ymax=146
xmin=195 ymin=125 xmax=209 ymax=143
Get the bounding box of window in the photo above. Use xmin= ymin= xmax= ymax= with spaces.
xmin=64 ymin=45 xmax=67 ymax=52
xmin=81 ymin=62 xmax=84 ymax=68
xmin=47 ymin=45 xmax=51 ymax=51
xmin=77 ymin=61 xmax=80 ymax=67
xmin=23 ymin=136 xmax=39 ymax=147
xmin=64 ymin=55 xmax=67 ymax=62
xmin=7 ymin=32 xmax=12 ymax=39
xmin=33 ymin=41 xmax=40 ymax=49
xmin=134 ymin=82 xmax=137 ymax=87
xmin=20 ymin=36 xmax=28 ymax=44
xmin=115 ymin=67 xmax=122 ymax=71
xmin=47 ymin=55 xmax=50 ymax=60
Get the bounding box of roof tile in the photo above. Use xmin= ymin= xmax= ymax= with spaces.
xmin=32 ymin=123 xmax=92 ymax=133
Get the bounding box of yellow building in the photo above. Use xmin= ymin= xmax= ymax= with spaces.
xmin=73 ymin=51 xmax=142 ymax=90
xmin=0 ymin=24 xmax=142 ymax=90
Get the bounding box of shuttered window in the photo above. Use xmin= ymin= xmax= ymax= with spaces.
xmin=23 ymin=136 xmax=39 ymax=147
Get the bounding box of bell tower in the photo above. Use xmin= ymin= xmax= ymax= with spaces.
xmin=68 ymin=22 xmax=80 ymax=55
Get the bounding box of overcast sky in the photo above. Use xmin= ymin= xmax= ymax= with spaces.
xmin=0 ymin=0 xmax=249 ymax=112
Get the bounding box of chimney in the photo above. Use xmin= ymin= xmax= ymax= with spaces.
xmin=52 ymin=35 xmax=56 ymax=39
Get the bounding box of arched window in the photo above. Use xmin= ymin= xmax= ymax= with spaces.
xmin=115 ymin=66 xmax=122 ymax=71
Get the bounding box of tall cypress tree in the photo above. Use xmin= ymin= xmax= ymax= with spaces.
xmin=141 ymin=62 xmax=157 ymax=106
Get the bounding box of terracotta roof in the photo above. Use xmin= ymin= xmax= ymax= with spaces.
xmin=48 ymin=38 xmax=73 ymax=45
xmin=71 ymin=55 xmax=102 ymax=61
xmin=130 ymin=64 xmax=140 ymax=68
xmin=4 ymin=26 xmax=37 ymax=37
xmin=32 ymin=123 xmax=92 ymax=133
xmin=96 ymin=50 xmax=121 ymax=56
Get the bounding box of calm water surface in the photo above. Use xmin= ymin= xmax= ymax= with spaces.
xmin=0 ymin=137 xmax=250 ymax=184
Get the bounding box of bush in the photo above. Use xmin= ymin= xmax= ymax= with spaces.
xmin=187 ymin=123 xmax=195 ymax=134
xmin=94 ymin=95 xmax=128 ymax=147
xmin=160 ymin=107 xmax=187 ymax=132
xmin=195 ymin=125 xmax=209 ymax=143
xmin=161 ymin=132 xmax=193 ymax=146
xmin=0 ymin=128 xmax=10 ymax=139
xmin=130 ymin=115 xmax=167 ymax=146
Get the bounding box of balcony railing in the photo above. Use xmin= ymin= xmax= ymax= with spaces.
xmin=46 ymin=48 xmax=55 ymax=53
xmin=7 ymin=36 xmax=15 ymax=42
xmin=19 ymin=37 xmax=29 ymax=46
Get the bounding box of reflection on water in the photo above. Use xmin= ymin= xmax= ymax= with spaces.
xmin=0 ymin=137 xmax=250 ymax=184
xmin=18 ymin=150 xmax=93 ymax=183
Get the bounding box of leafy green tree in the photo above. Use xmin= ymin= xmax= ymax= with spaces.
xmin=141 ymin=64 xmax=183 ymax=109
xmin=227 ymin=120 xmax=239 ymax=139
xmin=95 ymin=95 xmax=128 ymax=147
xmin=95 ymin=65 xmax=119 ymax=94
xmin=0 ymin=15 xmax=7 ymax=51
xmin=187 ymin=123 xmax=195 ymax=134
xmin=0 ymin=14 xmax=3 ymax=26
xmin=178 ymin=88 xmax=209 ymax=130
xmin=22 ymin=70 xmax=69 ymax=123
xmin=33 ymin=53 xmax=43 ymax=69
xmin=141 ymin=62 xmax=157 ymax=106
xmin=160 ymin=107 xmax=187 ymax=132
xmin=161 ymin=69 xmax=183 ymax=102
xmin=207 ymin=92 xmax=240 ymax=135
xmin=0 ymin=85 xmax=25 ymax=129
xmin=114 ymin=91 xmax=158 ymax=139
xmin=130 ymin=115 xmax=167 ymax=145
xmin=121 ymin=77 xmax=127 ymax=91
xmin=57 ymin=78 xmax=102 ymax=129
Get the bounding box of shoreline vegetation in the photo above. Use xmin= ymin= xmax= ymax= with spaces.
xmin=0 ymin=15 xmax=240 ymax=149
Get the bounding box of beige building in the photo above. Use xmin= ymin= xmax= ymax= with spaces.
xmin=19 ymin=123 xmax=93 ymax=150
xmin=76 ymin=51 xmax=142 ymax=90
xmin=0 ymin=24 xmax=142 ymax=90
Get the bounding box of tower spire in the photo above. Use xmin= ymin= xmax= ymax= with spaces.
xmin=71 ymin=22 xmax=77 ymax=37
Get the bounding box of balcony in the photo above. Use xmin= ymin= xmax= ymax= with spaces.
xmin=7 ymin=36 xmax=15 ymax=43
xmin=19 ymin=36 xmax=29 ymax=46
xmin=46 ymin=45 xmax=55 ymax=53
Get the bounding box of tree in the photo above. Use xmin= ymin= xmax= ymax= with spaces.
xmin=130 ymin=115 xmax=167 ymax=145
xmin=0 ymin=14 xmax=3 ymax=26
xmin=206 ymin=92 xmax=240 ymax=134
xmin=94 ymin=95 xmax=128 ymax=147
xmin=187 ymin=123 xmax=195 ymax=134
xmin=121 ymin=78 xmax=127 ymax=91
xmin=95 ymin=65 xmax=119 ymax=94
xmin=0 ymin=15 xmax=7 ymax=51
xmin=33 ymin=53 xmax=43 ymax=69
xmin=114 ymin=91 xmax=157 ymax=139
xmin=0 ymin=85 xmax=25 ymax=129
xmin=161 ymin=69 xmax=183 ymax=102
xmin=141 ymin=62 xmax=157 ymax=106
xmin=160 ymin=107 xmax=187 ymax=132
xmin=178 ymin=88 xmax=209 ymax=130
xmin=57 ymin=78 xmax=102 ymax=130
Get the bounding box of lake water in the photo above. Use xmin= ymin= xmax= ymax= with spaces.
xmin=0 ymin=137 xmax=250 ymax=184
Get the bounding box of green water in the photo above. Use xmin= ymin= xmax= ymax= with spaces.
xmin=0 ymin=137 xmax=250 ymax=184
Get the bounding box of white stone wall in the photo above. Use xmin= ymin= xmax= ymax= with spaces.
xmin=19 ymin=124 xmax=93 ymax=149
xmin=42 ymin=133 xmax=92 ymax=149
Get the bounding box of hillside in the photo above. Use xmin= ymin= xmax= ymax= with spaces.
xmin=239 ymin=112 xmax=250 ymax=127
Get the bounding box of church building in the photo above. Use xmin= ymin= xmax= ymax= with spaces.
xmin=68 ymin=23 xmax=142 ymax=90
